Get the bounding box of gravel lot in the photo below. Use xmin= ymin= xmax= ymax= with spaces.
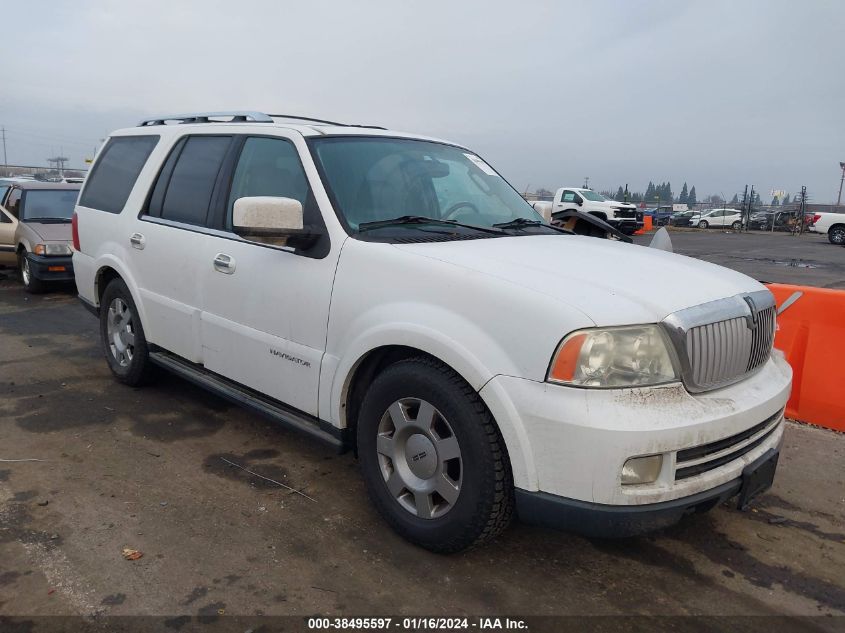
xmin=1 ymin=233 xmax=844 ymax=626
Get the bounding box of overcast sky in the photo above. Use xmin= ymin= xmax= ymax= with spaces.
xmin=2 ymin=0 xmax=843 ymax=201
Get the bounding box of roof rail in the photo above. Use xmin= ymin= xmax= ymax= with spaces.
xmin=137 ymin=111 xmax=275 ymax=127
xmin=137 ymin=110 xmax=387 ymax=130
xmin=269 ymin=114 xmax=386 ymax=130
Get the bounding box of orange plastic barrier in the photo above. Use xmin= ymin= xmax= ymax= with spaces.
xmin=634 ymin=215 xmax=653 ymax=235
xmin=767 ymin=283 xmax=845 ymax=432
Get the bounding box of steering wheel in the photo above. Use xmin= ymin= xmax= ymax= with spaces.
xmin=442 ymin=201 xmax=482 ymax=221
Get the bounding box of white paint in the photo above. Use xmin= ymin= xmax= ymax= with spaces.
xmin=74 ymin=120 xmax=793 ymax=512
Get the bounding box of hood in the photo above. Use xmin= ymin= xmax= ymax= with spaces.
xmin=22 ymin=221 xmax=72 ymax=242
xmin=394 ymin=235 xmax=764 ymax=325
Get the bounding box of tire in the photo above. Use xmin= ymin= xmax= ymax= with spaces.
xmin=19 ymin=252 xmax=46 ymax=294
xmin=100 ymin=278 xmax=154 ymax=386
xmin=698 ymin=220 xmax=709 ymax=229
xmin=829 ymin=225 xmax=845 ymax=245
xmin=357 ymin=357 xmax=514 ymax=553
xmin=731 ymin=221 xmax=742 ymax=230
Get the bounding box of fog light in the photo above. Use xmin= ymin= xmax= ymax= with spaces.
xmin=621 ymin=455 xmax=663 ymax=485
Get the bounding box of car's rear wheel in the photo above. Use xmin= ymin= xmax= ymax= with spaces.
xmin=698 ymin=220 xmax=709 ymax=229
xmin=731 ymin=221 xmax=742 ymax=230
xmin=357 ymin=357 xmax=514 ymax=553
xmin=19 ymin=252 xmax=45 ymax=294
xmin=100 ymin=279 xmax=154 ymax=386
xmin=829 ymin=225 xmax=845 ymax=245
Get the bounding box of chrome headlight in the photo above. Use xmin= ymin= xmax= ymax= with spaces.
xmin=33 ymin=243 xmax=72 ymax=256
xmin=547 ymin=325 xmax=680 ymax=388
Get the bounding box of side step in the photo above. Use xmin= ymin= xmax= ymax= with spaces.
xmin=149 ymin=350 xmax=346 ymax=451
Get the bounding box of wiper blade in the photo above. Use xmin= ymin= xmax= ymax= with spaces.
xmin=357 ymin=215 xmax=504 ymax=235
xmin=493 ymin=218 xmax=571 ymax=234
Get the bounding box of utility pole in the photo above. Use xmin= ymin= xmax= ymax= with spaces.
xmin=583 ymin=176 xmax=590 ymax=189
xmin=624 ymin=184 xmax=629 ymax=203
xmin=1 ymin=126 xmax=7 ymax=177
xmin=799 ymin=185 xmax=807 ymax=235
xmin=838 ymin=162 xmax=845 ymax=209
xmin=740 ymin=185 xmax=748 ymax=231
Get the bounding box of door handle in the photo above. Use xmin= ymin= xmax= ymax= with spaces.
xmin=213 ymin=253 xmax=236 ymax=274
xmin=130 ymin=233 xmax=145 ymax=250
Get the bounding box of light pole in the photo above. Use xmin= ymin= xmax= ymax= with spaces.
xmin=837 ymin=162 xmax=845 ymax=208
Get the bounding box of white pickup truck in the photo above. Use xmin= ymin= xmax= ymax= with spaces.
xmin=531 ymin=187 xmax=643 ymax=235
xmin=808 ymin=212 xmax=845 ymax=244
xmin=72 ymin=111 xmax=790 ymax=552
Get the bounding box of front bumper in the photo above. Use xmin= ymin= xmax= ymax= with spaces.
xmin=479 ymin=351 xmax=792 ymax=510
xmin=516 ymin=446 xmax=780 ymax=538
xmin=26 ymin=253 xmax=75 ymax=282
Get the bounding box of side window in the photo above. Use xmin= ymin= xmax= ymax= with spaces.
xmin=79 ymin=136 xmax=159 ymax=213
xmin=226 ymin=137 xmax=311 ymax=230
xmin=5 ymin=189 xmax=22 ymax=217
xmin=0 ymin=209 xmax=11 ymax=223
xmin=147 ymin=136 xmax=232 ymax=227
xmin=561 ymin=190 xmax=576 ymax=203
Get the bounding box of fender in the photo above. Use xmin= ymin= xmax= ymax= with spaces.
xmin=92 ymin=253 xmax=149 ymax=331
xmin=322 ymin=318 xmax=537 ymax=492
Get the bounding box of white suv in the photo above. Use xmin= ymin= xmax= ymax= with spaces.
xmin=696 ymin=208 xmax=743 ymax=229
xmin=73 ymin=111 xmax=791 ymax=552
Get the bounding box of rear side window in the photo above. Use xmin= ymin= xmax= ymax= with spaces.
xmin=147 ymin=136 xmax=232 ymax=227
xmin=79 ymin=136 xmax=159 ymax=213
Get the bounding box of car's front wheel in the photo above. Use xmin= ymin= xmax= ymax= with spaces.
xmin=100 ymin=279 xmax=154 ymax=386
xmin=698 ymin=220 xmax=709 ymax=229
xmin=19 ymin=252 xmax=45 ymax=294
xmin=357 ymin=357 xmax=514 ymax=553
xmin=829 ymin=225 xmax=845 ymax=245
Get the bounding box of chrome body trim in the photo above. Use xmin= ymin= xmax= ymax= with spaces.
xmin=662 ymin=289 xmax=777 ymax=393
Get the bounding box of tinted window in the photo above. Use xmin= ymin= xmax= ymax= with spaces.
xmin=226 ymin=137 xmax=310 ymax=230
xmin=160 ymin=136 xmax=232 ymax=226
xmin=21 ymin=189 xmax=79 ymax=220
xmin=79 ymin=136 xmax=159 ymax=213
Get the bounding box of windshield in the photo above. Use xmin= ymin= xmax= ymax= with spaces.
xmin=579 ymin=190 xmax=606 ymax=202
xmin=21 ymin=189 xmax=79 ymax=221
xmin=309 ymin=137 xmax=541 ymax=232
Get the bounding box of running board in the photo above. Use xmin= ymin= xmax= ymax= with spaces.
xmin=149 ymin=350 xmax=345 ymax=451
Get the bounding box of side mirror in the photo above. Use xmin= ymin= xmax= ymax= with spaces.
xmin=232 ymin=196 xmax=321 ymax=249
xmin=575 ymin=197 xmax=583 ymax=206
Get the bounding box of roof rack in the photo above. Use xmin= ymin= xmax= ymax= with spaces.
xmin=137 ymin=110 xmax=387 ymax=130
xmin=137 ymin=111 xmax=274 ymax=127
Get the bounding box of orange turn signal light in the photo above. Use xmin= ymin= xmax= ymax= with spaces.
xmin=548 ymin=332 xmax=587 ymax=383
xmin=48 ymin=266 xmax=66 ymax=272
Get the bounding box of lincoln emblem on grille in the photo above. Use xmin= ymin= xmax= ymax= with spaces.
xmin=742 ymin=295 xmax=760 ymax=330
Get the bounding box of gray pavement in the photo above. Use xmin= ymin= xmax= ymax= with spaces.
xmin=633 ymin=229 xmax=845 ymax=289
xmin=1 ymin=279 xmax=844 ymax=622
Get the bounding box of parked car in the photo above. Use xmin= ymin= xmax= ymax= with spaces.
xmin=531 ymin=188 xmax=643 ymax=235
xmin=669 ymin=210 xmax=700 ymax=227
xmin=808 ymin=212 xmax=845 ymax=245
xmin=696 ymin=208 xmax=742 ymax=229
xmin=0 ymin=181 xmax=80 ymax=292
xmin=644 ymin=206 xmax=675 ymax=227
xmin=73 ymin=111 xmax=791 ymax=552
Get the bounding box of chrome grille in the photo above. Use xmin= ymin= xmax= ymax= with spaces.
xmin=685 ymin=306 xmax=775 ymax=389
xmin=662 ymin=291 xmax=777 ymax=393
